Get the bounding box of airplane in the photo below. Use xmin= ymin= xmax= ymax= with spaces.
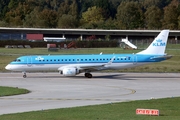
xmin=5 ymin=30 xmax=172 ymax=78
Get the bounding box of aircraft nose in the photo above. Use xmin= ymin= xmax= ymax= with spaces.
xmin=5 ymin=64 xmax=11 ymax=70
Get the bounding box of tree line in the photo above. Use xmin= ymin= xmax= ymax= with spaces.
xmin=0 ymin=0 xmax=180 ymax=30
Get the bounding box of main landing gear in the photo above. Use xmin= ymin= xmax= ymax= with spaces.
xmin=23 ymin=72 xmax=27 ymax=78
xmin=84 ymin=73 xmax=92 ymax=78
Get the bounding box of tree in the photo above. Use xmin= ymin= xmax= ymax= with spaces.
xmin=145 ymin=6 xmax=162 ymax=29
xmin=99 ymin=17 xmax=118 ymax=29
xmin=57 ymin=0 xmax=70 ymax=17
xmin=142 ymin=0 xmax=171 ymax=9
xmin=38 ymin=9 xmax=58 ymax=28
xmin=94 ymin=0 xmax=110 ymax=19
xmin=116 ymin=1 xmax=144 ymax=29
xmin=162 ymin=0 xmax=180 ymax=29
xmin=0 ymin=0 xmax=10 ymax=20
xmin=23 ymin=7 xmax=40 ymax=27
xmin=81 ymin=6 xmax=104 ymax=28
xmin=5 ymin=2 xmax=30 ymax=27
xmin=69 ymin=0 xmax=79 ymax=18
xmin=78 ymin=0 xmax=92 ymax=15
xmin=58 ymin=14 xmax=78 ymax=28
xmin=178 ymin=16 xmax=180 ymax=29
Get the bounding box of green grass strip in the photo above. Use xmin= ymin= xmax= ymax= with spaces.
xmin=0 ymin=97 xmax=180 ymax=120
xmin=0 ymin=86 xmax=30 ymax=97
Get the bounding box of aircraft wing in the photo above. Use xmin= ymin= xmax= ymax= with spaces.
xmin=78 ymin=64 xmax=106 ymax=71
xmin=58 ymin=63 xmax=107 ymax=72
xmin=78 ymin=56 xmax=116 ymax=70
xmin=58 ymin=56 xmax=115 ymax=71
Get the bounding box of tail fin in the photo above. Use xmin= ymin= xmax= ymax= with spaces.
xmin=137 ymin=30 xmax=169 ymax=55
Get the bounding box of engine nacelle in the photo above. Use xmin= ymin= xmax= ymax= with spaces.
xmin=61 ymin=67 xmax=79 ymax=76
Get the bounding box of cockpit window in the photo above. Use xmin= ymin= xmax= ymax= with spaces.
xmin=13 ymin=59 xmax=21 ymax=62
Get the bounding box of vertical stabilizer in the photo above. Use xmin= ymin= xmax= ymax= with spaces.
xmin=137 ymin=30 xmax=169 ymax=55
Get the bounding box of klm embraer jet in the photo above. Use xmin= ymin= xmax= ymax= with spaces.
xmin=5 ymin=30 xmax=172 ymax=78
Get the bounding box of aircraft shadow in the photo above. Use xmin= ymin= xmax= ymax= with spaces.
xmin=28 ymin=73 xmax=180 ymax=80
xmin=28 ymin=74 xmax=134 ymax=80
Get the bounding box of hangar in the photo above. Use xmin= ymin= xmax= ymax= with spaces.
xmin=0 ymin=27 xmax=180 ymax=43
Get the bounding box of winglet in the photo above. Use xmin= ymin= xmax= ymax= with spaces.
xmin=137 ymin=30 xmax=169 ymax=55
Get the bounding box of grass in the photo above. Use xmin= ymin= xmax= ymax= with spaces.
xmin=0 ymin=97 xmax=180 ymax=120
xmin=0 ymin=47 xmax=139 ymax=55
xmin=0 ymin=86 xmax=30 ymax=97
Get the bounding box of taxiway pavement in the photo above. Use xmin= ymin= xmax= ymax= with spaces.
xmin=0 ymin=72 xmax=180 ymax=115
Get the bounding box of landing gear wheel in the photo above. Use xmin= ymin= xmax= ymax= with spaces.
xmin=85 ymin=73 xmax=88 ymax=77
xmin=23 ymin=72 xmax=27 ymax=78
xmin=85 ymin=73 xmax=92 ymax=78
xmin=23 ymin=75 xmax=27 ymax=78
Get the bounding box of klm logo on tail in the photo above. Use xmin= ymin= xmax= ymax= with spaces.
xmin=153 ymin=39 xmax=166 ymax=46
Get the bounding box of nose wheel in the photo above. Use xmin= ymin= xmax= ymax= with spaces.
xmin=23 ymin=72 xmax=27 ymax=78
xmin=85 ymin=73 xmax=92 ymax=78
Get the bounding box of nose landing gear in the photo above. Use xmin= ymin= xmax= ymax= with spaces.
xmin=23 ymin=72 xmax=27 ymax=78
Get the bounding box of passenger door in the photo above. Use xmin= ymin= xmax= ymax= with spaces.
xmin=27 ymin=56 xmax=32 ymax=67
xmin=133 ymin=54 xmax=137 ymax=65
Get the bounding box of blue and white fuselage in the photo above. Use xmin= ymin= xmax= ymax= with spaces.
xmin=5 ymin=30 xmax=172 ymax=78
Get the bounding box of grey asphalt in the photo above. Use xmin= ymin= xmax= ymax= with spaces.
xmin=0 ymin=72 xmax=180 ymax=115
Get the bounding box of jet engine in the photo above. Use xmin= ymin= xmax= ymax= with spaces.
xmin=60 ymin=67 xmax=79 ymax=76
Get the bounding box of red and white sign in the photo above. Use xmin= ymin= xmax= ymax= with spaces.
xmin=136 ymin=108 xmax=159 ymax=116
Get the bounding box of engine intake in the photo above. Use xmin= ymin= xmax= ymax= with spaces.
xmin=61 ymin=67 xmax=79 ymax=76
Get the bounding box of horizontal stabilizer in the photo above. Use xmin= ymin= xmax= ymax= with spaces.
xmin=150 ymin=55 xmax=172 ymax=60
